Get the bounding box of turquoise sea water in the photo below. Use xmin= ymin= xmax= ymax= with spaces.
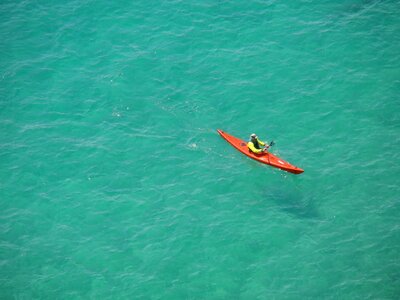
xmin=1 ymin=0 xmax=400 ymax=299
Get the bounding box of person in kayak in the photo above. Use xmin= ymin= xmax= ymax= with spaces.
xmin=248 ymin=133 xmax=269 ymax=154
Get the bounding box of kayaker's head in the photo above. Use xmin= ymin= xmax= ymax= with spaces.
xmin=250 ymin=133 xmax=257 ymax=141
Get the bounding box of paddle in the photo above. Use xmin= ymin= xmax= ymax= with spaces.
xmin=262 ymin=140 xmax=275 ymax=152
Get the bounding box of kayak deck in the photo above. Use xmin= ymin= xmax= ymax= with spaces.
xmin=217 ymin=129 xmax=304 ymax=174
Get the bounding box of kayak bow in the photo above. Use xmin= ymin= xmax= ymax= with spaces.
xmin=217 ymin=129 xmax=304 ymax=174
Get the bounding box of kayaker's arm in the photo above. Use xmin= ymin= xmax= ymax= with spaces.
xmin=257 ymin=138 xmax=266 ymax=147
xmin=247 ymin=142 xmax=264 ymax=154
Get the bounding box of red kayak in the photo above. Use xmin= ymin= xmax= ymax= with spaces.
xmin=217 ymin=129 xmax=304 ymax=174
